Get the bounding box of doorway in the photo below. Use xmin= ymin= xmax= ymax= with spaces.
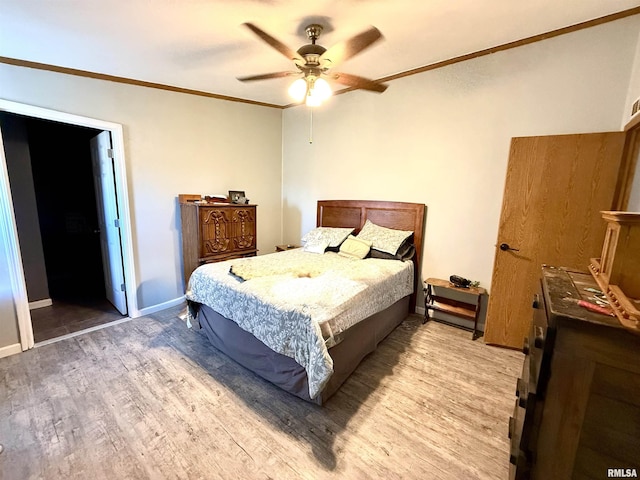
xmin=0 ymin=113 xmax=127 ymax=343
xmin=0 ymin=99 xmax=138 ymax=351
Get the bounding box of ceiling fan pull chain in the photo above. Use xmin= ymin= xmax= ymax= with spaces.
xmin=309 ymin=109 xmax=313 ymax=144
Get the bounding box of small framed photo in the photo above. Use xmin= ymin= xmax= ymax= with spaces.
xmin=228 ymin=190 xmax=246 ymax=204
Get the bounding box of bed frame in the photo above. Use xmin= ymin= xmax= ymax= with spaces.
xmin=317 ymin=200 xmax=426 ymax=312
xmin=195 ymin=200 xmax=426 ymax=405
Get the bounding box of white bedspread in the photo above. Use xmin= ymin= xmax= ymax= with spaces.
xmin=185 ymin=248 xmax=413 ymax=399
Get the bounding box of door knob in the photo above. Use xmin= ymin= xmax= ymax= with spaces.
xmin=499 ymin=243 xmax=520 ymax=252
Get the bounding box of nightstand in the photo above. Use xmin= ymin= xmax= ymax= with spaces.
xmin=275 ymin=244 xmax=300 ymax=252
xmin=423 ymin=277 xmax=486 ymax=340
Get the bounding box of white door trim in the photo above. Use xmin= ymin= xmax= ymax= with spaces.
xmin=0 ymin=132 xmax=32 ymax=350
xmin=0 ymin=99 xmax=140 ymax=350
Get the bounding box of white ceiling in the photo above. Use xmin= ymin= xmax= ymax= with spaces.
xmin=1 ymin=0 xmax=639 ymax=107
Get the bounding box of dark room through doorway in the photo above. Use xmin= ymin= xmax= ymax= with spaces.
xmin=0 ymin=113 xmax=127 ymax=343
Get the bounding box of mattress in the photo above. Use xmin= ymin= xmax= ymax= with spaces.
xmin=185 ymin=248 xmax=414 ymax=398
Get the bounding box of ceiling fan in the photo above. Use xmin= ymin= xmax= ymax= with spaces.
xmin=237 ymin=22 xmax=388 ymax=106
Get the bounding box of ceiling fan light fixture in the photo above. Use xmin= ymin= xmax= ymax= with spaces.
xmin=288 ymin=78 xmax=308 ymax=102
xmin=289 ymin=76 xmax=332 ymax=106
xmin=312 ymin=78 xmax=332 ymax=101
xmin=298 ymin=77 xmax=332 ymax=107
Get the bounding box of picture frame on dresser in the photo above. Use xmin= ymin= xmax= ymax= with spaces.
xmin=228 ymin=190 xmax=246 ymax=204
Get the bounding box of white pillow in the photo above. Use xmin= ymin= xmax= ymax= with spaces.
xmin=338 ymin=235 xmax=372 ymax=259
xmin=302 ymin=227 xmax=354 ymax=248
xmin=356 ymin=220 xmax=413 ymax=255
xmin=303 ymin=239 xmax=330 ymax=254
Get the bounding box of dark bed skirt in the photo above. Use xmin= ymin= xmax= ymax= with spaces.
xmin=196 ymin=296 xmax=410 ymax=405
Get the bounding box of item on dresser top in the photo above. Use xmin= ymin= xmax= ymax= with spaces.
xmin=228 ymin=190 xmax=247 ymax=204
xmin=204 ymin=194 xmax=229 ymax=203
xmin=562 ymin=297 xmax=615 ymax=316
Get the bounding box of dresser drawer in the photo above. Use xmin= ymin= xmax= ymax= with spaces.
xmin=198 ymin=206 xmax=257 ymax=258
xmin=509 ymin=354 xmax=539 ymax=473
xmin=199 ymin=207 xmax=232 ymax=256
xmin=524 ymin=285 xmax=554 ymax=399
xmin=509 ymin=284 xmax=554 ymax=478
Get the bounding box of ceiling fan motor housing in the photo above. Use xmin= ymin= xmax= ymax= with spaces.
xmin=305 ymin=24 xmax=323 ymax=41
xmin=297 ymin=24 xmax=327 ymax=66
xmin=297 ymin=44 xmax=326 ymax=65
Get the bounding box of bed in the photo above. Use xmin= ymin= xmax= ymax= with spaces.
xmin=184 ymin=200 xmax=426 ymax=405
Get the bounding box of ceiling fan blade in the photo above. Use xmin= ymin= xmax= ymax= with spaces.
xmin=329 ymin=72 xmax=387 ymax=93
xmin=237 ymin=71 xmax=299 ymax=82
xmin=320 ymin=26 xmax=383 ymax=66
xmin=243 ymin=23 xmax=303 ymax=62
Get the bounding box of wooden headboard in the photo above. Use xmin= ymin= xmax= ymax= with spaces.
xmin=317 ymin=200 xmax=426 ymax=312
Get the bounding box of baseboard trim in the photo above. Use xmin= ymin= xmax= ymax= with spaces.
xmin=137 ymin=295 xmax=186 ymax=317
xmin=0 ymin=342 xmax=22 ymax=359
xmin=29 ymin=298 xmax=53 ymax=310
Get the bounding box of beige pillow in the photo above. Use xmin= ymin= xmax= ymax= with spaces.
xmin=302 ymin=227 xmax=354 ymax=248
xmin=338 ymin=235 xmax=372 ymax=259
xmin=356 ymin=219 xmax=413 ymax=255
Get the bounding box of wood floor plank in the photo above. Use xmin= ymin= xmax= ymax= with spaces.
xmin=0 ymin=308 xmax=522 ymax=480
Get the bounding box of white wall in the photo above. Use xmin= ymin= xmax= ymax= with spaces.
xmin=0 ymin=64 xmax=283 ymax=318
xmin=624 ymin=28 xmax=640 ymax=127
xmin=282 ymin=16 xmax=640 ymax=291
xmin=628 ymin=159 xmax=640 ymax=212
xmin=624 ymin=27 xmax=640 ymax=212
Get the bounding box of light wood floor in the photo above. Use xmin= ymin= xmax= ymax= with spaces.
xmin=0 ymin=307 xmax=523 ymax=480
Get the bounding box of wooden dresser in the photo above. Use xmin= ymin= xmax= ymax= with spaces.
xmin=510 ymin=266 xmax=640 ymax=479
xmin=179 ymin=197 xmax=257 ymax=286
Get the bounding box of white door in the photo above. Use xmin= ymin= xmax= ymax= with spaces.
xmin=90 ymin=131 xmax=127 ymax=314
